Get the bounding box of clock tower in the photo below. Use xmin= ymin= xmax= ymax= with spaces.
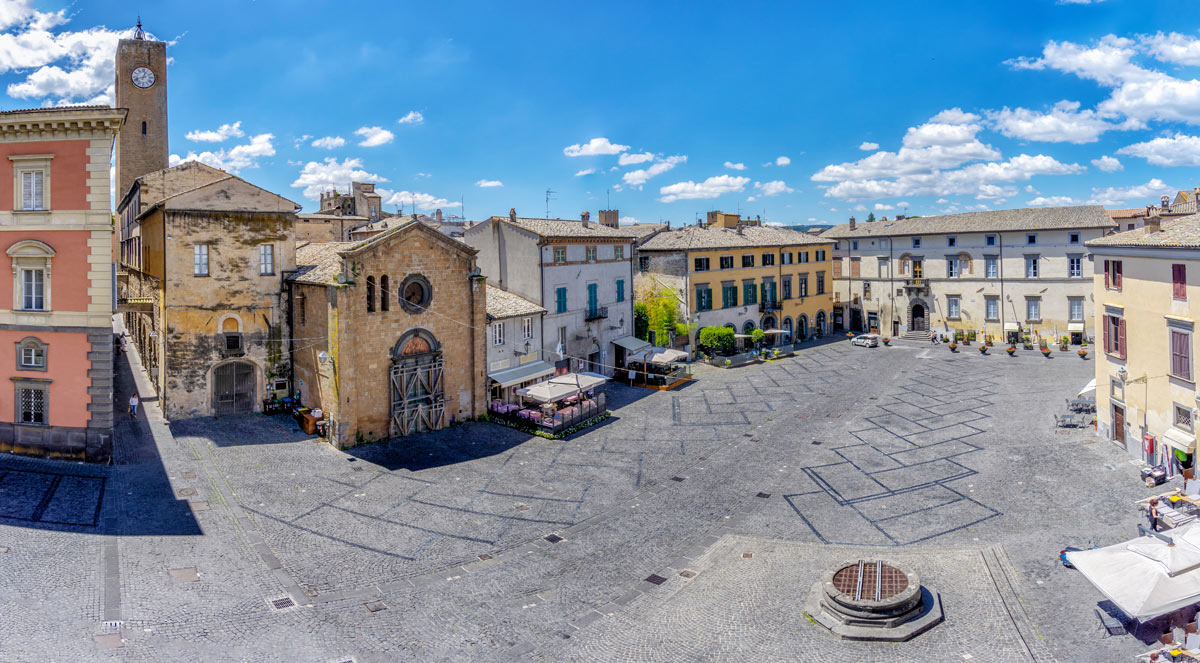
xmin=114 ymin=20 xmax=168 ymax=203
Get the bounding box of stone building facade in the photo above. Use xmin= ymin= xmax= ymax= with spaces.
xmin=823 ymin=206 xmax=1113 ymax=343
xmin=485 ymin=284 xmax=549 ymax=403
xmin=289 ymin=220 xmax=486 ymax=448
xmin=118 ymin=161 xmax=298 ymax=419
xmin=0 ymin=106 xmax=125 ymax=462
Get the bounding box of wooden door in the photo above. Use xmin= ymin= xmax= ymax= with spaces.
xmin=1113 ymin=405 xmax=1125 ymax=444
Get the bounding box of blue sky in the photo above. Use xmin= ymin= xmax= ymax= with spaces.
xmin=3 ymin=0 xmax=1200 ymax=223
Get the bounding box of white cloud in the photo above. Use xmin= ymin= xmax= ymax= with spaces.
xmin=355 ymin=126 xmax=394 ymax=147
xmin=380 ymin=190 xmax=461 ymax=211
xmin=936 ymin=198 xmax=950 ymax=204
xmin=859 ymin=142 xmax=879 ymax=151
xmin=874 ymin=203 xmax=894 ymax=211
xmin=1091 ymin=155 xmax=1123 ymax=172
xmin=290 ymin=157 xmax=385 ymax=200
xmin=618 ymin=151 xmax=654 ymax=166
xmin=724 ymin=161 xmax=746 ymax=170
xmin=574 ymin=168 xmax=595 ymax=177
xmin=415 ymin=172 xmax=431 ymax=178
xmin=563 ymin=137 xmax=629 ymax=157
xmin=775 ymin=156 xmax=791 ymax=166
xmin=475 ymin=179 xmax=503 ymax=188
xmin=1058 ymin=0 xmax=1106 ymax=4
xmin=311 ymin=136 xmax=345 ymax=149
xmin=1117 ymin=133 xmax=1200 ymax=167
xmin=1086 ymin=178 xmax=1174 ymax=206
xmin=754 ymin=180 xmax=794 ymax=197
xmin=658 ymin=175 xmax=750 ymax=203
xmin=1144 ymin=32 xmax=1200 ymax=66
xmin=619 ymin=216 xmax=639 ymax=225
xmin=397 ymin=111 xmax=424 ymax=125
xmin=1027 ymin=195 xmax=1081 ymax=206
xmin=169 ymin=133 xmax=275 ymax=173
xmin=622 ymin=155 xmax=686 ymax=188
xmin=987 ymin=100 xmax=1118 ymax=143
xmin=185 ymin=121 xmax=244 ymax=143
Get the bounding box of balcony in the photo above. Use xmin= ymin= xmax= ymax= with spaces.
xmin=758 ymin=300 xmax=782 ymax=313
xmin=903 ymin=278 xmax=930 ymax=292
xmin=117 ymin=297 xmax=153 ymax=313
xmin=584 ymin=306 xmax=608 ymax=321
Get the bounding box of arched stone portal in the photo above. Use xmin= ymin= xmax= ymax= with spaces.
xmin=390 ymin=328 xmax=445 ymax=436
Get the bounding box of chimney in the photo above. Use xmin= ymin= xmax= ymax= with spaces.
xmin=1162 ymin=195 xmax=1170 ymax=210
xmin=849 ymin=216 xmax=856 ymax=231
xmin=509 ymin=208 xmax=517 ymax=222
xmin=880 ymin=216 xmax=888 ymax=223
xmin=1145 ymin=215 xmax=1161 ymax=234
xmin=895 ymin=214 xmax=906 ymax=220
xmin=435 ymin=208 xmax=443 ymax=223
xmin=581 ymin=211 xmax=590 ymax=228
xmin=1147 ymin=205 xmax=1155 ymax=218
xmin=736 ymin=223 xmax=744 ymax=235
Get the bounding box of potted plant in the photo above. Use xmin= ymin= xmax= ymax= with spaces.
xmin=1041 ymin=345 xmax=1052 ymax=357
xmin=948 ymin=342 xmax=958 ymax=352
xmin=1006 ymin=345 xmax=1017 ymax=356
xmin=846 ymin=331 xmax=855 ymax=338
xmin=724 ymin=359 xmax=731 ymax=367
xmin=979 ymin=344 xmax=988 ymax=355
xmin=1059 ymin=335 xmax=1069 ymax=351
xmin=1078 ymin=345 xmax=1088 ymax=359
xmin=1022 ymin=336 xmax=1034 ymax=350
xmin=882 ymin=337 xmax=890 ymax=346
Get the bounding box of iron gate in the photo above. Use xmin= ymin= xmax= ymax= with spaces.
xmin=213 ymin=361 xmax=255 ymax=416
xmin=390 ymin=355 xmax=445 ymax=437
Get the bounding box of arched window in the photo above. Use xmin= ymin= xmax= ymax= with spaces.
xmin=7 ymin=240 xmax=55 ymax=312
xmin=380 ymin=275 xmax=389 ymax=312
xmin=366 ymin=276 xmax=376 ymax=313
xmin=15 ymin=336 xmax=46 ymax=371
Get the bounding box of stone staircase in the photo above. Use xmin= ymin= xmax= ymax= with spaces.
xmin=901 ymin=330 xmax=930 ymax=341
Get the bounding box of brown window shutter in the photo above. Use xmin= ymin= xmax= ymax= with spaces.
xmin=1102 ymin=315 xmax=1110 ymax=353
xmin=1115 ymin=261 xmax=1123 ymax=291
xmin=1103 ymin=260 xmax=1109 ymax=289
xmin=1118 ymin=318 xmax=1127 ymax=360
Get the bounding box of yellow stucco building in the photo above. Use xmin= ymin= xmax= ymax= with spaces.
xmin=1088 ymin=213 xmax=1200 ymax=469
xmin=635 ymin=219 xmax=835 ymax=348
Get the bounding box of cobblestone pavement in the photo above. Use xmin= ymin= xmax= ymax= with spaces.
xmin=0 ymin=336 xmax=1165 ymax=661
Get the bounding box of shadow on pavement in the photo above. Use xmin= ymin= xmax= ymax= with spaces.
xmin=346 ymin=420 xmax=534 ymax=472
xmin=169 ymin=413 xmax=317 ymax=447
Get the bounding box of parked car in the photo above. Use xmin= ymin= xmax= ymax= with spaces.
xmin=851 ymin=334 xmax=880 ymax=348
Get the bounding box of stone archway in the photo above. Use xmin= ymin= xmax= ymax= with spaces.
xmin=213 ymin=360 xmax=256 ymax=416
xmin=909 ymin=298 xmax=930 ymax=333
xmin=390 ymin=328 xmax=445 ymax=436
xmin=798 ymin=314 xmax=809 ymax=340
xmin=816 ymin=311 xmax=827 ymax=336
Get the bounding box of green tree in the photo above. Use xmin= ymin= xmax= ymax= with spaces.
xmin=698 ymin=326 xmax=735 ymax=354
xmin=634 ymin=301 xmax=650 ymax=341
xmin=646 ymin=288 xmax=679 ymax=346
xmin=866 ymin=212 xmax=876 ymax=223
xmin=751 ymin=328 xmax=766 ymax=347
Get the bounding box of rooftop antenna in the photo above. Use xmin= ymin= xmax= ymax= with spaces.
xmin=545 ymin=188 xmax=556 ymax=219
xmin=606 ymin=188 xmax=611 ymax=210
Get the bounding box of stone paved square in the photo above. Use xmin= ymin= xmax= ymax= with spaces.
xmin=0 ymin=337 xmax=1170 ymax=661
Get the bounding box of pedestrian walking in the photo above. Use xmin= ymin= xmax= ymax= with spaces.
xmin=128 ymin=393 xmax=139 ymax=418
xmin=930 ymin=330 xmax=938 ymax=345
xmin=1149 ymin=497 xmax=1161 ymax=532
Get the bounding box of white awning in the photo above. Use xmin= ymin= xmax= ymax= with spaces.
xmin=1164 ymin=427 xmax=1197 ymax=454
xmin=1078 ymin=378 xmax=1096 ymax=397
xmin=763 ymin=329 xmax=788 ymax=335
xmin=1067 ymin=524 xmax=1200 ymax=620
xmin=612 ymin=336 xmax=651 ymax=353
xmin=1068 ymin=322 xmax=1085 ymax=332
xmin=516 ymin=372 xmax=608 ymax=403
xmin=734 ymin=333 xmax=753 ymax=339
xmin=488 ymin=360 xmax=555 ymax=388
xmin=629 ymin=347 xmax=688 ymax=364
xmin=1003 ymin=322 xmax=1020 ymax=331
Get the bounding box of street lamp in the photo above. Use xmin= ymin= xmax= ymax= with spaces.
xmin=1117 ymin=366 xmax=1129 ymax=382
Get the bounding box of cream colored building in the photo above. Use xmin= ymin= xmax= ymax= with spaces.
xmin=1088 ymin=213 xmax=1200 ymax=467
xmin=823 ymin=206 xmax=1113 ymax=342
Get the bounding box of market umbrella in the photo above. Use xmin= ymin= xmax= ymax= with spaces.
xmin=1067 ymin=525 xmax=1200 ymax=620
xmin=1078 ymin=378 xmax=1097 ymax=397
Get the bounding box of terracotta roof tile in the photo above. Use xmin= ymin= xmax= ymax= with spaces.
xmin=1087 ymin=214 xmax=1200 ymax=249
xmin=823 ymin=205 xmax=1113 ymax=239
xmin=486 ymin=285 xmax=545 ymax=319
xmin=638 ymin=224 xmax=829 ymax=251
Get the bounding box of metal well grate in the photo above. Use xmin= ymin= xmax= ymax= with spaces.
xmin=271 ymin=597 xmax=295 ymax=610
xmin=644 ymin=574 xmax=667 ymax=585
xmin=544 ymin=534 xmax=564 ymax=544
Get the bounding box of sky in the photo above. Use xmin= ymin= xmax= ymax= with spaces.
xmin=1 ymin=0 xmax=1199 ymax=225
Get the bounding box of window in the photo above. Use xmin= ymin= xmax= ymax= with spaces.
xmin=16 ymin=338 xmax=45 ymax=371
xmin=1127 ymin=223 xmax=1135 ymax=231
xmin=781 ymin=252 xmax=792 ymax=265
xmin=851 ymin=241 xmax=858 ymax=251
xmin=616 ymin=279 xmax=625 ymax=302
xmin=1024 ymin=256 xmax=1039 ymax=278
xmin=694 ymin=257 xmax=710 ymax=272
xmin=947 ymin=297 xmax=961 ymax=319
xmin=20 ymin=269 xmax=43 ymax=311
xmin=366 ymin=276 xmax=375 ymax=312
xmin=558 ymin=325 xmax=567 ymax=350
xmin=555 ymin=286 xmax=567 ymax=314
xmin=298 ymin=294 xmax=306 ymax=326
xmin=742 ymin=254 xmax=755 ymax=268
xmin=380 ymin=275 xmax=389 ymax=311
xmin=815 ymin=249 xmax=827 ymax=262
xmin=193 ymin=245 xmax=209 ymax=276
xmin=1068 ymin=256 xmax=1082 ymax=278
xmin=696 ymin=286 xmax=713 ymax=311
xmin=585 ymin=246 xmax=597 ymax=262
xmin=761 ymin=280 xmax=776 ymax=304
xmin=1070 ymin=232 xmax=1080 ymax=244
xmin=1172 ymin=328 xmax=1193 ymax=381
xmin=816 ymin=271 xmax=826 ymax=294
xmin=1177 ymin=404 xmax=1195 ymax=432
xmin=912 ymin=238 xmax=921 ymax=248
xmin=638 ymin=256 xmax=650 ymax=272
xmin=491 ymin=322 xmax=505 ymax=346
xmin=614 ymin=246 xmax=624 ymax=260
xmin=832 ymin=259 xmax=842 ymax=278
xmin=1069 ymin=297 xmax=1084 ymax=322
xmin=1104 ymin=314 xmax=1126 ymax=358
xmin=522 ymin=317 xmax=533 ymax=339
xmin=743 ymin=281 xmax=757 ymax=305
xmin=259 ymin=244 xmax=274 ymax=275
xmin=986 ymin=235 xmax=996 ymax=247
xmin=1026 ymin=233 xmax=1037 ymax=245
xmin=19 ymin=170 xmax=44 ymax=211
xmin=399 ymin=274 xmax=432 ymax=313
xmin=798 ymin=274 xmax=809 ymax=297
xmin=554 ymin=247 xmax=566 ymax=264
xmin=722 ymin=284 xmax=737 ymax=308
xmin=16 ymin=382 xmax=46 ymax=425
xmin=720 ymin=255 xmax=733 ymax=269
xmin=798 ymin=251 xmax=809 ymax=264
xmin=782 ymin=277 xmax=792 ymax=300
xmin=1175 ymin=264 xmax=1187 ymax=300
xmin=586 ymin=283 xmax=598 ymax=317
xmin=224 ymin=332 xmax=242 ymax=354
xmin=946 ymin=258 xmax=959 ymax=278
xmin=947 ymin=236 xmax=956 ymax=247
xmin=863 ymin=281 xmax=871 ymax=299
xmin=985 ymin=256 xmax=998 ymax=279
xmin=1026 ymin=297 xmax=1041 ymax=321
xmin=985 ymin=297 xmax=999 ymax=321
xmin=1104 ymin=260 xmax=1123 ymax=291
xmin=762 ymin=253 xmax=774 ymax=266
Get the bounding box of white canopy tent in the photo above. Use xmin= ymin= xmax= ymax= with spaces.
xmin=516 ymin=372 xmax=608 ymax=404
xmin=762 ymin=329 xmax=788 ymax=335
xmin=1078 ymin=378 xmax=1097 ymax=398
xmin=1067 ymin=525 xmax=1200 ymax=620
xmin=629 ymin=347 xmax=688 ymax=364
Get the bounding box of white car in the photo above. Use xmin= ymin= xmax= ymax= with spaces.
xmin=851 ymin=333 xmax=880 ymax=348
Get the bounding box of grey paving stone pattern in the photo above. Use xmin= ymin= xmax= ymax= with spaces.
xmin=0 ymin=337 xmax=1166 ymax=661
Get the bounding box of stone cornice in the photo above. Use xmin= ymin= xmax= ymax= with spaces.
xmin=0 ymin=107 xmax=127 ymax=140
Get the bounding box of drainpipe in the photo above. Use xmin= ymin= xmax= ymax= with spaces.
xmin=282 ymin=269 xmax=299 ymax=397
xmin=888 ymin=237 xmax=894 ymax=336
xmin=469 ymin=269 xmax=480 ymax=418
xmin=998 ymin=232 xmax=1006 ymax=342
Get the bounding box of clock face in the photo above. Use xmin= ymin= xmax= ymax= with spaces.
xmin=131 ymin=67 xmax=155 ymax=89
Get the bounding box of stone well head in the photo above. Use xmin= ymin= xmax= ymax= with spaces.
xmin=805 ymin=559 xmax=944 ymax=642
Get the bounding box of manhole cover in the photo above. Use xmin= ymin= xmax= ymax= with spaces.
xmin=177 ymin=488 xmax=197 ymax=497
xmin=352 ymin=466 xmax=363 ymax=472
xmin=670 ymin=476 xmax=685 ymax=482
xmin=168 ymin=567 xmax=199 ymax=583
xmin=364 ymin=601 xmax=387 ymax=613
xmin=679 ymin=570 xmax=697 ymax=578
xmin=478 ymin=554 xmax=493 ymax=561
xmin=190 ymin=501 xmax=210 ymax=511
xmin=180 ymin=471 xmax=196 ymax=479
xmin=93 ymin=633 xmax=123 ymax=649
xmin=644 ymin=574 xmax=667 ymax=585
xmin=742 ymin=552 xmax=754 ymax=559
xmin=832 ymin=561 xmax=908 ymax=600
xmin=270 ymin=597 xmax=295 ymax=610
xmin=544 ymin=534 xmax=564 ymax=544
xmin=756 ymin=492 xmax=772 ymax=499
